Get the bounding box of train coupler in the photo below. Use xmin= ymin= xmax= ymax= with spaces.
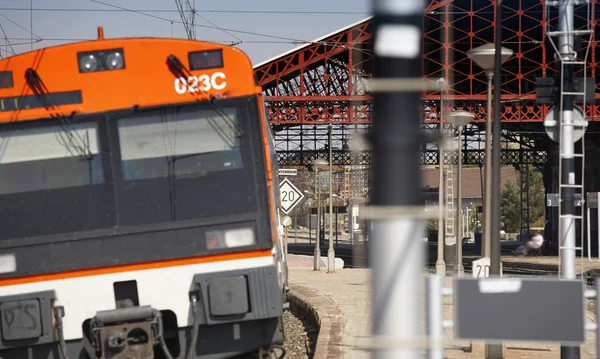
xmin=87 ymin=305 xmax=162 ymax=359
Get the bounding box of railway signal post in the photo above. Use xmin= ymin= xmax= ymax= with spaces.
xmin=369 ymin=0 xmax=427 ymax=357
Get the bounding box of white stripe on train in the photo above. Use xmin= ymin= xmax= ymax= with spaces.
xmin=0 ymin=255 xmax=275 ymax=340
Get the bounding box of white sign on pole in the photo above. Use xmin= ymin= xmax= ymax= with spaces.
xmin=278 ymin=168 xmax=298 ymax=176
xmin=279 ymin=178 xmax=304 ymax=214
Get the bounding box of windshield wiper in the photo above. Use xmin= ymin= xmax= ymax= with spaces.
xmin=166 ymin=55 xmax=244 ymax=138
xmin=24 ymin=68 xmax=94 ymax=160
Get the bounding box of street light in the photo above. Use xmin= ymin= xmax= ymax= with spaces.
xmin=436 ymin=77 xmax=447 ymax=279
xmin=447 ymin=110 xmax=475 ymax=276
xmin=467 ymin=43 xmax=513 ymax=260
xmin=326 ymin=125 xmax=335 ymax=273
xmin=312 ymin=159 xmax=328 ymax=271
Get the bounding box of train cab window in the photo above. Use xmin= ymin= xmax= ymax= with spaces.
xmin=0 ymin=119 xmax=115 ymax=241
xmin=0 ymin=122 xmax=103 ymax=194
xmin=116 ymin=106 xmax=243 ymax=181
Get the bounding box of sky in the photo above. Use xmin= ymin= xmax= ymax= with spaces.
xmin=0 ymin=0 xmax=372 ymax=65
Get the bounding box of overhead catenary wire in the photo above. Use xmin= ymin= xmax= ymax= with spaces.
xmin=0 ymin=7 xmax=371 ymax=15
xmin=0 ymin=22 xmax=15 ymax=57
xmin=88 ymin=0 xmax=366 ymax=49
xmin=0 ymin=12 xmax=42 ymax=41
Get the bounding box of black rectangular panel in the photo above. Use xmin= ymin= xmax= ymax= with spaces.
xmin=188 ymin=49 xmax=223 ymax=70
xmin=0 ymin=90 xmax=83 ymax=112
xmin=0 ymin=71 xmax=13 ymax=89
xmin=455 ymin=278 xmax=585 ymax=343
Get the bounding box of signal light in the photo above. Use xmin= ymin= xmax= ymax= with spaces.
xmin=0 ymin=71 xmax=13 ymax=89
xmin=77 ymin=48 xmax=125 ymax=73
xmin=188 ymin=49 xmax=223 ymax=71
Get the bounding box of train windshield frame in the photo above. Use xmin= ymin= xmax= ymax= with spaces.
xmin=0 ymin=95 xmax=267 ymax=242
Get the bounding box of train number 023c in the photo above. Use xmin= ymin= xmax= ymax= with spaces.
xmin=174 ymin=72 xmax=227 ymax=94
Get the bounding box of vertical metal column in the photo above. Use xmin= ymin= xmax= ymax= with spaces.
xmin=483 ymin=71 xmax=494 ymax=259
xmin=371 ymin=0 xmax=426 ymax=357
xmin=456 ymin=125 xmax=464 ymax=275
xmin=437 ymin=79 xmax=446 ymax=277
xmin=314 ymin=168 xmax=321 ymax=271
xmin=488 ymin=1 xmax=505 ymax=357
xmin=557 ymin=1 xmax=579 ymax=357
xmin=328 ymin=124 xmax=335 ymax=273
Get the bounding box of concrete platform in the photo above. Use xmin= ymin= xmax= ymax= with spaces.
xmin=287 ymin=255 xmax=597 ymax=358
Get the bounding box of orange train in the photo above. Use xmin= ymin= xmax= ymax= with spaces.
xmin=0 ymin=27 xmax=288 ymax=359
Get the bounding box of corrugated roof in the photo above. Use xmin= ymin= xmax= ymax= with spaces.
xmin=252 ymin=16 xmax=373 ymax=69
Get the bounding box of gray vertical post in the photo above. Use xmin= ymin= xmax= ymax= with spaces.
xmin=328 ymin=125 xmax=335 ymax=273
xmin=371 ymin=0 xmax=426 ymax=357
xmin=437 ymin=78 xmax=446 ymax=277
xmin=556 ymin=0 xmax=579 ymax=357
xmin=488 ymin=1 xmax=505 ymax=358
xmin=483 ymin=70 xmax=494 ymax=259
xmin=426 ymin=275 xmax=443 ymax=359
xmin=597 ymin=200 xmax=600 ymax=261
xmin=314 ymin=168 xmax=321 ymax=271
xmin=587 ymin=204 xmax=591 ymax=261
xmin=456 ymin=126 xmax=464 ymax=275
xmin=597 ymin=277 xmax=600 ymax=358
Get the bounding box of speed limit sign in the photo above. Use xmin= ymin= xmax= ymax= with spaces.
xmin=279 ymin=178 xmax=304 ymax=214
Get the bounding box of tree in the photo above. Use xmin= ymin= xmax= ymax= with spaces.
xmin=500 ymin=165 xmax=545 ymax=233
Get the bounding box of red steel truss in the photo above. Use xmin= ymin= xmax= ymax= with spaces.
xmin=255 ymin=0 xmax=599 ymax=125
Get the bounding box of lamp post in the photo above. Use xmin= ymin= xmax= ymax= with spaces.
xmin=312 ymin=159 xmax=328 ymax=271
xmin=447 ymin=110 xmax=475 ymax=276
xmin=467 ymin=43 xmax=513 ymax=261
xmin=327 ymin=125 xmax=335 ymax=273
xmin=436 ymin=77 xmax=447 ymax=278
xmin=304 ymin=190 xmax=316 ymax=244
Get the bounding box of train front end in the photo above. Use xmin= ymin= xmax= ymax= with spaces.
xmin=0 ymin=29 xmax=287 ymax=359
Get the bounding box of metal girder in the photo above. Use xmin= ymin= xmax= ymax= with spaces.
xmin=255 ymin=0 xmax=600 ymax=126
xmin=277 ymin=149 xmax=548 ymax=166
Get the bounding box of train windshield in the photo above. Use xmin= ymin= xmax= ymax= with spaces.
xmin=117 ymin=106 xmax=243 ymax=181
xmin=0 ymin=97 xmax=265 ymax=241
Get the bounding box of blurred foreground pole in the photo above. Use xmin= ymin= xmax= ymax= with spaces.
xmin=487 ymin=2 xmax=504 ymax=357
xmin=556 ymin=1 xmax=580 ymax=358
xmin=371 ymin=0 xmax=426 ymax=358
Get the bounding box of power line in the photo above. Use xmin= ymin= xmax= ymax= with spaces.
xmin=0 ymin=7 xmax=370 ymax=15
xmin=1 ymin=36 xmax=371 ymax=48
xmin=0 ymin=13 xmax=42 ymax=40
xmin=88 ymin=0 xmax=370 ymax=50
xmin=89 ymin=0 xmax=315 ymax=43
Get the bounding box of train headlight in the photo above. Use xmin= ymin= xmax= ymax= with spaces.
xmin=77 ymin=48 xmax=125 ymax=73
xmin=105 ymin=51 xmax=124 ymax=70
xmin=79 ymin=54 xmax=98 ymax=73
xmin=206 ymin=227 xmax=255 ymax=250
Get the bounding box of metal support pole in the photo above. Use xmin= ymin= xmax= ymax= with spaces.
xmin=456 ymin=125 xmax=464 ymax=275
xmin=597 ymin=204 xmax=600 ymax=261
xmin=487 ymin=1 xmax=505 ymax=357
xmin=557 ymin=1 xmax=579 ymax=357
xmin=371 ymin=0 xmax=425 ymax=357
xmin=587 ymin=205 xmax=591 ymax=261
xmin=335 ymin=206 xmax=339 ymax=245
xmin=436 ymin=80 xmax=446 ymax=277
xmin=314 ymin=168 xmax=321 ymax=271
xmin=426 ymin=275 xmax=443 ymax=359
xmin=483 ymin=70 xmax=494 ymax=259
xmin=328 ymin=125 xmax=335 ymax=273
xmin=309 ymin=208 xmax=312 ymax=244
xmin=284 ymin=224 xmax=289 ymax=258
